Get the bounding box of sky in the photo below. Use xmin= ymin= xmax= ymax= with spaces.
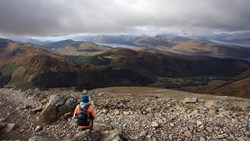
xmin=0 ymin=0 xmax=250 ymax=37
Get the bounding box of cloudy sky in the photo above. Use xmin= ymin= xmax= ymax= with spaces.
xmin=0 ymin=0 xmax=250 ymax=37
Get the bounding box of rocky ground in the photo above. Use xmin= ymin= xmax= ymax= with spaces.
xmin=0 ymin=87 xmax=250 ymax=141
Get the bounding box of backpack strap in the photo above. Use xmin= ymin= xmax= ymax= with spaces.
xmin=84 ymin=104 xmax=91 ymax=111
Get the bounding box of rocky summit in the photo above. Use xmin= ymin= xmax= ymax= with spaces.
xmin=0 ymin=87 xmax=250 ymax=141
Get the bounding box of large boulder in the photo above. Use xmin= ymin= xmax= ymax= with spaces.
xmin=93 ymin=122 xmax=113 ymax=131
xmin=39 ymin=94 xmax=78 ymax=124
xmin=100 ymin=129 xmax=123 ymax=141
xmin=28 ymin=136 xmax=58 ymax=141
xmin=68 ymin=129 xmax=123 ymax=141
xmin=2 ymin=123 xmax=16 ymax=133
xmin=68 ymin=130 xmax=103 ymax=141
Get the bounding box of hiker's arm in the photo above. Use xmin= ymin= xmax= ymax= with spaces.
xmin=73 ymin=105 xmax=79 ymax=118
xmin=89 ymin=105 xmax=96 ymax=119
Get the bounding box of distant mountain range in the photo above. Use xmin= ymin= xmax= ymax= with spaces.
xmin=28 ymin=35 xmax=250 ymax=61
xmin=209 ymin=32 xmax=250 ymax=47
xmin=169 ymin=40 xmax=250 ymax=60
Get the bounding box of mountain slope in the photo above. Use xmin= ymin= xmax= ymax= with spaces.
xmin=45 ymin=40 xmax=111 ymax=56
xmin=71 ymin=48 xmax=250 ymax=90
xmin=0 ymin=38 xmax=76 ymax=88
xmin=209 ymin=69 xmax=250 ymax=98
xmin=212 ymin=32 xmax=250 ymax=46
xmin=170 ymin=40 xmax=250 ymax=59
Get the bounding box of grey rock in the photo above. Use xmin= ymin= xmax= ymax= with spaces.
xmin=197 ymin=120 xmax=203 ymax=126
xmin=93 ymin=122 xmax=113 ymax=131
xmin=151 ymin=121 xmax=160 ymax=128
xmin=200 ymin=136 xmax=206 ymax=141
xmin=35 ymin=126 xmax=43 ymax=132
xmin=2 ymin=123 xmax=16 ymax=133
xmin=184 ymin=131 xmax=192 ymax=138
xmin=28 ymin=136 xmax=58 ymax=141
xmin=39 ymin=94 xmax=77 ymax=124
xmin=101 ymin=109 xmax=108 ymax=114
xmin=237 ymin=137 xmax=245 ymax=141
xmin=123 ymin=111 xmax=129 ymax=115
xmin=0 ymin=123 xmax=6 ymax=130
xmin=114 ymin=109 xmax=120 ymax=115
xmin=69 ymin=130 xmax=103 ymax=141
xmin=169 ymin=134 xmax=173 ymax=141
xmin=206 ymin=127 xmax=213 ymax=133
xmin=0 ymin=118 xmax=7 ymax=122
xmin=205 ymin=100 xmax=218 ymax=108
xmin=100 ymin=129 xmax=123 ymax=141
xmin=65 ymin=97 xmax=78 ymax=109
xmin=183 ymin=97 xmax=198 ymax=104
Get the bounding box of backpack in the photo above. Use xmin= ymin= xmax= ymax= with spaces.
xmin=76 ymin=104 xmax=91 ymax=126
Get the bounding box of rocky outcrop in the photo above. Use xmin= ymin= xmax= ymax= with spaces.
xmin=28 ymin=136 xmax=58 ymax=141
xmin=39 ymin=94 xmax=78 ymax=124
xmin=68 ymin=130 xmax=103 ymax=141
xmin=29 ymin=128 xmax=123 ymax=141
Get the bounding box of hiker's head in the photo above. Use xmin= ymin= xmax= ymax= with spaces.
xmin=82 ymin=89 xmax=88 ymax=95
xmin=81 ymin=95 xmax=89 ymax=103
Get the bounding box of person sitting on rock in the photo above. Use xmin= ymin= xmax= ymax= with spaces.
xmin=73 ymin=94 xmax=96 ymax=130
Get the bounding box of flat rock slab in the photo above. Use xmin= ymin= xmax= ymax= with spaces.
xmin=183 ymin=97 xmax=198 ymax=104
xmin=2 ymin=123 xmax=16 ymax=133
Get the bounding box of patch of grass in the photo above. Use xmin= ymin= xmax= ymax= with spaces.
xmin=1 ymin=63 xmax=17 ymax=75
xmin=64 ymin=55 xmax=111 ymax=66
xmin=150 ymin=76 xmax=231 ymax=88
xmin=16 ymin=82 xmax=36 ymax=89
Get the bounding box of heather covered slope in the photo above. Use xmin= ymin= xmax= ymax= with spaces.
xmin=44 ymin=40 xmax=111 ymax=56
xmin=0 ymin=38 xmax=76 ymax=88
xmin=74 ymin=48 xmax=250 ymax=91
xmin=170 ymin=40 xmax=250 ymax=59
xmin=209 ymin=69 xmax=250 ymax=98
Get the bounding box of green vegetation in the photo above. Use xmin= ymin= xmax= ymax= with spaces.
xmin=16 ymin=82 xmax=36 ymax=89
xmin=64 ymin=55 xmax=111 ymax=66
xmin=150 ymin=76 xmax=231 ymax=88
xmin=1 ymin=63 xmax=17 ymax=76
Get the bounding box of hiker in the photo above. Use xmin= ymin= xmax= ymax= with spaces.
xmin=73 ymin=93 xmax=96 ymax=130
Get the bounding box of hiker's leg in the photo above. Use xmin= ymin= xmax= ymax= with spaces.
xmin=90 ymin=120 xmax=94 ymax=130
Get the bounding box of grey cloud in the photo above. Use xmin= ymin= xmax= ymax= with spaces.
xmin=0 ymin=0 xmax=250 ymax=36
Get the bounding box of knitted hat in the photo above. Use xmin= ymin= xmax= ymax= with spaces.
xmin=81 ymin=95 xmax=89 ymax=103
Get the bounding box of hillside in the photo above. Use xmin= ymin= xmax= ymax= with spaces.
xmin=0 ymin=38 xmax=76 ymax=88
xmin=209 ymin=69 xmax=250 ymax=98
xmin=0 ymin=87 xmax=249 ymax=140
xmin=44 ymin=40 xmax=111 ymax=56
xmin=69 ymin=48 xmax=250 ymax=94
xmin=170 ymin=40 xmax=250 ymax=60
